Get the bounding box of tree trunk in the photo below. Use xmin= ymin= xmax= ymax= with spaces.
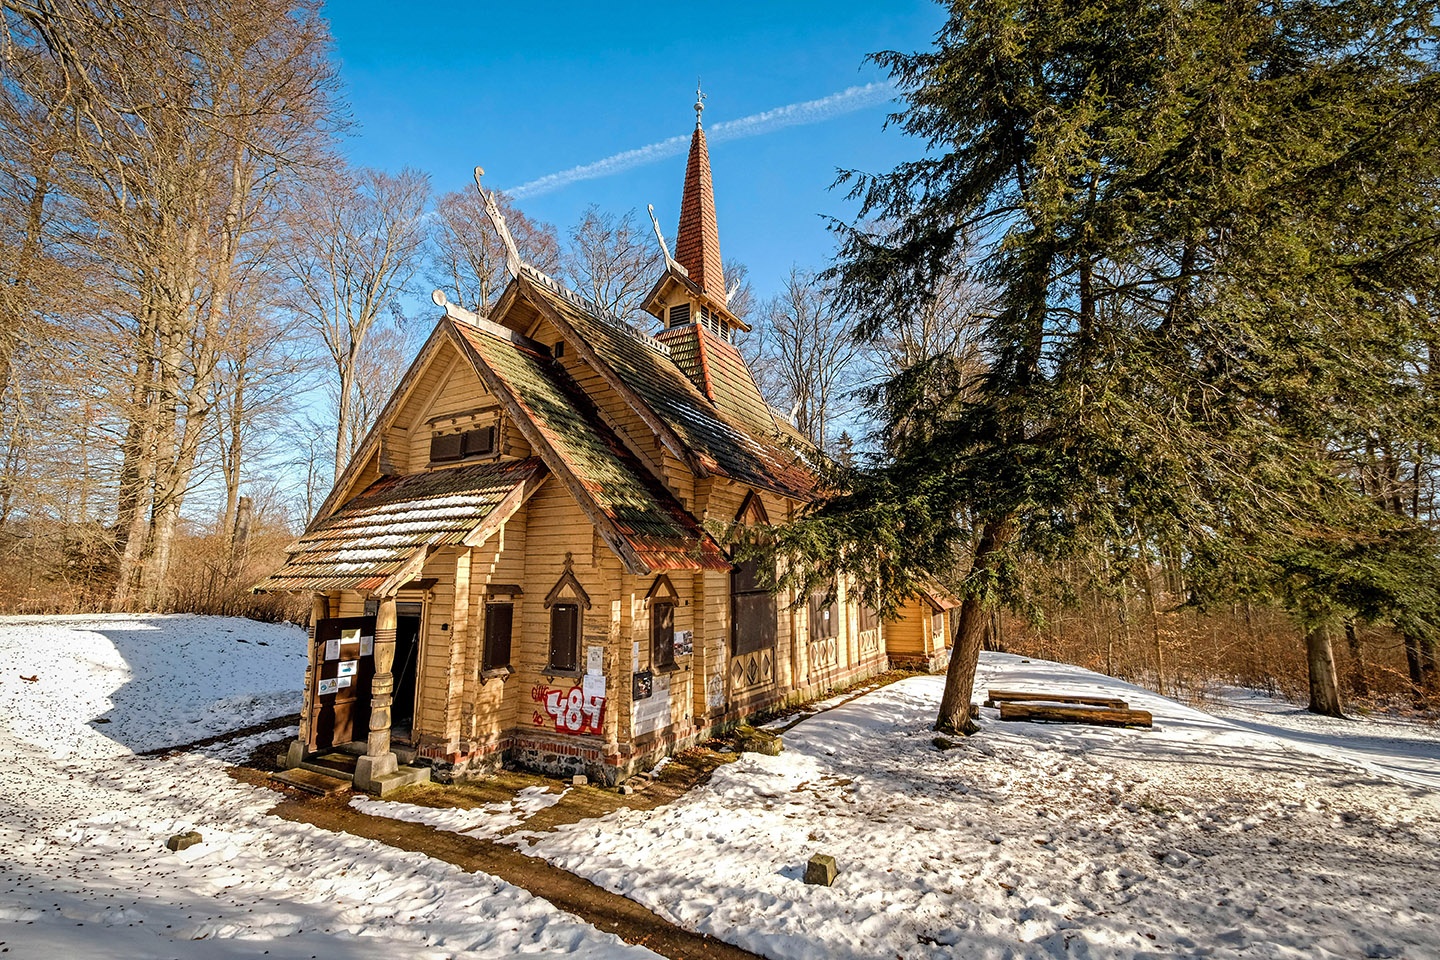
xmin=935 ymin=516 xmax=1014 ymax=734
xmin=1343 ymin=620 xmax=1368 ymax=698
xmin=1402 ymin=631 xmax=1424 ymax=695
xmin=1305 ymin=623 xmax=1345 ymax=718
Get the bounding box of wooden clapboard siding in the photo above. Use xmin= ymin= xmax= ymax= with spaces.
xmin=405 ymin=361 xmax=503 ymax=470
xmin=887 ymin=599 xmax=927 ymax=654
xmin=414 ymin=547 xmax=459 ymax=744
xmin=513 ymin=482 xmax=610 ymax=727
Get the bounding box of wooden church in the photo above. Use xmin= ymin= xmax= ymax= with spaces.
xmin=260 ymin=97 xmax=945 ymax=792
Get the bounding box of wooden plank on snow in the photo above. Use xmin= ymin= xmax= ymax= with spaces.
xmin=986 ymin=689 xmax=1130 ymax=709
xmin=997 ymin=702 xmax=1152 ymax=728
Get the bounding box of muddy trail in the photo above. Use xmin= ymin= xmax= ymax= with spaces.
xmin=230 ymin=750 xmax=763 ymax=960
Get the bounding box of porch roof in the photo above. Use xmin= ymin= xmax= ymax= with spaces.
xmin=256 ymin=457 xmax=546 ymax=593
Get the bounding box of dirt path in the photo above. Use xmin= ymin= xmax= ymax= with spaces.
xmin=236 ymin=766 xmax=764 ymax=960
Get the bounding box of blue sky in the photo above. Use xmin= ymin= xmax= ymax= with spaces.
xmin=323 ymin=1 xmax=945 ymax=302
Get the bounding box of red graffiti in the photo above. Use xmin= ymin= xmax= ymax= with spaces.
xmin=535 ymin=684 xmax=605 ymax=735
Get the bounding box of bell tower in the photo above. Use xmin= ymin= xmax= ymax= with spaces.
xmin=643 ymin=85 xmax=746 ymax=343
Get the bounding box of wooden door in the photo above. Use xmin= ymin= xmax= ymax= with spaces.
xmin=309 ymin=616 xmax=377 ymax=751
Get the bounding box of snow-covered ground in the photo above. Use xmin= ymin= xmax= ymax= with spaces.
xmin=3 ymin=615 xmax=1436 ymax=960
xmin=514 ymin=654 xmax=1440 ymax=960
xmin=0 ymin=614 xmax=656 ymax=959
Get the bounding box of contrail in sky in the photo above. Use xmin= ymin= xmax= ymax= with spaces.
xmin=505 ymin=81 xmax=899 ymax=200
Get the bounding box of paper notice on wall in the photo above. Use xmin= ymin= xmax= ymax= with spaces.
xmin=360 ymin=636 xmax=374 ymax=656
xmin=317 ymin=678 xmax=338 ymax=696
xmin=673 ymin=630 xmax=693 ymax=658
xmin=582 ymin=673 xmax=606 ymax=701
xmin=632 ymin=671 xmax=672 ymax=737
xmin=336 ymin=675 xmax=352 ymax=689
xmin=340 ymin=627 xmax=361 ymax=644
xmin=338 ymin=660 xmax=358 ymax=677
xmin=324 ymin=638 xmax=340 ymax=661
xmin=586 ymin=645 xmax=603 ymax=677
xmin=632 ymin=641 xmax=641 ymax=668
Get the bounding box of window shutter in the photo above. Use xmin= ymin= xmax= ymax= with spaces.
xmin=430 ymin=433 xmax=463 ymax=462
xmin=463 ymin=426 xmax=495 ymax=457
xmin=549 ymin=604 xmax=579 ymax=672
xmin=653 ymin=602 xmax=675 ymax=668
xmin=483 ymin=602 xmax=513 ymax=670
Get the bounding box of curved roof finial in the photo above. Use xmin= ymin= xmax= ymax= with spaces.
xmin=694 ymin=78 xmax=705 ymax=127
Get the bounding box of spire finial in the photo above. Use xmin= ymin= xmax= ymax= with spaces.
xmin=694 ymin=79 xmax=705 ymax=127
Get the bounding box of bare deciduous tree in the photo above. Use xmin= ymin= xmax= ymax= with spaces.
xmin=563 ymin=205 xmax=661 ymax=321
xmin=744 ymin=267 xmax=867 ymax=455
xmin=283 ymin=165 xmax=430 ymax=480
xmin=430 ymin=188 xmax=560 ymax=315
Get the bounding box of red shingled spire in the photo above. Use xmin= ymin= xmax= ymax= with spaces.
xmin=674 ymin=86 xmax=725 ymax=302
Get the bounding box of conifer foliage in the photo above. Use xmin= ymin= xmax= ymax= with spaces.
xmin=773 ymin=0 xmax=1440 ymax=730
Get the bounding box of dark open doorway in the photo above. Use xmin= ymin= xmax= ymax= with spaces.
xmin=392 ymin=602 xmax=422 ymax=741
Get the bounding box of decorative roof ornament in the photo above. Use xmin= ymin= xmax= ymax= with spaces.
xmin=647 ymin=203 xmax=684 ymax=275
xmin=473 ymin=166 xmax=523 ymax=281
xmin=694 ymin=79 xmax=705 ymax=127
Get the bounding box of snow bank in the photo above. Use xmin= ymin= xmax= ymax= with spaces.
xmin=519 ymin=653 xmax=1440 ymax=960
xmin=0 ymin=614 xmax=657 ymax=959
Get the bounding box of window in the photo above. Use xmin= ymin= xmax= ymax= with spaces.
xmin=731 ymin=554 xmax=776 ymax=656
xmin=652 ymin=601 xmax=675 ymax=669
xmin=549 ymin=603 xmax=580 ymax=672
xmin=430 ymin=426 xmax=495 ymax=464
xmin=859 ymin=604 xmax=879 ymax=632
xmin=482 ymin=602 xmax=513 ymax=671
xmin=430 ymin=432 xmax=463 ymax=462
xmin=932 ymin=609 xmax=945 ymax=638
xmin=809 ymin=589 xmax=839 ymax=639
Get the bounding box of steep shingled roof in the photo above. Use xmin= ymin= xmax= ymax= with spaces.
xmin=257 ymin=458 xmax=546 ymax=593
xmin=450 ymin=319 xmax=731 ymax=574
xmin=674 ymin=120 xmax=724 ymax=300
xmin=520 ymin=276 xmax=819 ymax=501
xmin=655 ymin=322 xmax=776 ymax=433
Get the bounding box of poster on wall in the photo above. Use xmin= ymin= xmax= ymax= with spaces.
xmin=631 ymin=671 xmax=672 ymax=737
xmin=633 ymin=669 xmax=653 ymax=701
xmin=586 ymin=645 xmax=604 ymax=677
xmin=673 ymin=630 xmax=693 ymax=658
xmin=337 ymin=660 xmax=358 ymax=677
xmin=583 ymin=673 xmax=606 ymax=702
xmin=336 ymin=676 xmax=352 ymax=689
xmin=360 ymin=636 xmax=374 ymax=656
xmin=340 ymin=627 xmax=361 ymax=645
xmin=324 ymin=638 xmax=340 ymax=661
xmin=317 ymin=678 xmax=338 ymax=695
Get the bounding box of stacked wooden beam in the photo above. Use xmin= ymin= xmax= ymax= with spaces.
xmin=985 ymin=688 xmax=1153 ymax=728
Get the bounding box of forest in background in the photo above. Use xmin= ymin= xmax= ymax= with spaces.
xmin=1 ymin=0 xmax=1436 ymax=717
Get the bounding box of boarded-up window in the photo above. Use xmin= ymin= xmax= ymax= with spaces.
xmin=652 ymin=601 xmax=675 ymax=669
xmin=731 ymin=555 xmax=776 ymax=656
xmin=549 ymin=603 xmax=580 ymax=672
xmin=859 ymin=604 xmax=879 ymax=631
xmin=431 ymin=426 xmax=495 ymax=464
xmin=482 ymin=602 xmax=513 ymax=670
xmin=809 ymin=589 xmax=839 ymax=639
xmin=463 ymin=425 xmax=495 ymax=457
xmin=932 ymin=610 xmax=945 ymax=639
xmin=430 ymin=432 xmax=464 ymax=462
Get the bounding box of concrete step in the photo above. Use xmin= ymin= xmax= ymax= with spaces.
xmin=370 ymin=764 xmax=430 ymax=798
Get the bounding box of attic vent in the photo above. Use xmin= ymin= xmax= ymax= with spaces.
xmin=430 ymin=426 xmax=496 ymax=464
xmin=554 ymin=341 xmax=565 ymax=358
xmin=669 ymin=303 xmax=691 ymax=328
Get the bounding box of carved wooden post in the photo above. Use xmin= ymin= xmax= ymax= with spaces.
xmin=354 ymin=596 xmax=399 ymax=791
xmin=286 ymin=593 xmax=330 ymax=769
